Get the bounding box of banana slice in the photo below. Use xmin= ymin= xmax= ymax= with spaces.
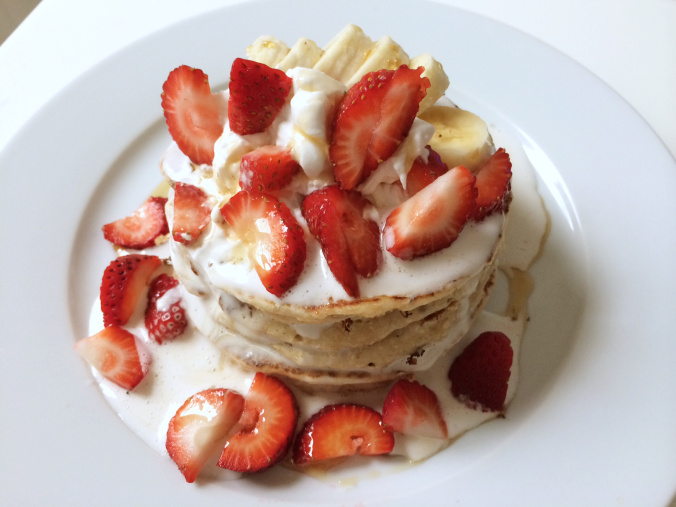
xmin=246 ymin=36 xmax=290 ymax=67
xmin=345 ymin=36 xmax=410 ymax=87
xmin=410 ymin=54 xmax=450 ymax=114
xmin=313 ymin=24 xmax=373 ymax=83
xmin=419 ymin=105 xmax=494 ymax=172
xmin=276 ymin=38 xmax=323 ymax=71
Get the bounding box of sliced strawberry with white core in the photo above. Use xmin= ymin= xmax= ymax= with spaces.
xmin=382 ymin=379 xmax=448 ymax=439
xmin=384 ymin=165 xmax=477 ymax=260
xmin=448 ymin=331 xmax=513 ymax=412
xmin=330 ymin=65 xmax=430 ymax=189
xmin=292 ymin=404 xmax=394 ymax=465
xmin=74 ymin=326 xmax=150 ymax=391
xmin=145 ymin=273 xmax=187 ymax=344
xmin=166 ymin=388 xmax=245 ymax=483
xmin=100 ymin=254 xmax=162 ymax=327
xmin=301 ymin=186 xmax=381 ymax=298
xmin=161 ymin=65 xmax=226 ymax=165
xmin=473 ymin=147 xmax=512 ymax=220
xmin=228 ymin=58 xmax=293 ymax=135
xmin=172 ymin=182 xmax=213 ymax=244
xmin=217 ymin=373 xmax=298 ymax=473
xmin=220 ymin=190 xmax=306 ymax=297
xmin=102 ymin=196 xmax=169 ymax=249
xmin=239 ymin=145 xmax=301 ymax=194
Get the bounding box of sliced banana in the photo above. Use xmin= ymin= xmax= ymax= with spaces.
xmin=419 ymin=105 xmax=494 ymax=173
xmin=345 ymin=36 xmax=410 ymax=87
xmin=313 ymin=24 xmax=373 ymax=83
xmin=410 ymin=53 xmax=450 ymax=114
xmin=246 ymin=36 xmax=290 ymax=67
xmin=276 ymin=38 xmax=323 ymax=71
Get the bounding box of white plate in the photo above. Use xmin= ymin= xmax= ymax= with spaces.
xmin=1 ymin=1 xmax=675 ymax=505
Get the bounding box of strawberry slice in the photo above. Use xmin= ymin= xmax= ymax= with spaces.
xmin=405 ymin=146 xmax=449 ymax=196
xmin=292 ymin=404 xmax=394 ymax=465
xmin=448 ymin=331 xmax=513 ymax=412
xmin=228 ymin=58 xmax=293 ymax=135
xmin=172 ymin=182 xmax=213 ymax=244
xmin=383 ymin=165 xmax=477 ymax=260
xmin=145 ymin=274 xmax=187 ymax=344
xmin=330 ymin=65 xmax=430 ymax=189
xmin=101 ymin=196 xmax=169 ymax=249
xmin=382 ymin=379 xmax=448 ymax=439
xmin=74 ymin=326 xmax=151 ymax=391
xmin=217 ymin=373 xmax=298 ymax=473
xmin=100 ymin=254 xmax=162 ymax=327
xmin=302 ymin=186 xmax=381 ymax=298
xmin=474 ymin=148 xmax=512 ymax=220
xmin=166 ymin=388 xmax=245 ymax=483
xmin=239 ymin=145 xmax=301 ymax=194
xmin=161 ymin=65 xmax=226 ymax=165
xmin=220 ymin=190 xmax=306 ymax=297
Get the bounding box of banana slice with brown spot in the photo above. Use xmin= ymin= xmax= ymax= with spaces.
xmin=419 ymin=105 xmax=494 ymax=173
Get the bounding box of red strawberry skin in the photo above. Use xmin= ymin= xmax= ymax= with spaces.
xmin=218 ymin=373 xmax=298 ymax=473
xmin=102 ymin=196 xmax=168 ymax=249
xmin=74 ymin=326 xmax=150 ymax=391
xmin=220 ymin=190 xmax=306 ymax=297
xmin=474 ymin=148 xmax=512 ymax=220
xmin=448 ymin=331 xmax=513 ymax=412
xmin=239 ymin=145 xmax=301 ymax=194
xmin=405 ymin=147 xmax=449 ymax=196
xmin=382 ymin=379 xmax=448 ymax=439
xmin=100 ymin=254 xmax=162 ymax=327
xmin=166 ymin=388 xmax=245 ymax=483
xmin=384 ymin=165 xmax=477 ymax=260
xmin=161 ymin=65 xmax=226 ymax=165
xmin=145 ymin=274 xmax=187 ymax=344
xmin=292 ymin=404 xmax=394 ymax=465
xmin=228 ymin=58 xmax=293 ymax=135
xmin=301 ymin=186 xmax=381 ymax=298
xmin=330 ymin=66 xmax=430 ymax=189
xmin=172 ymin=182 xmax=213 ymax=245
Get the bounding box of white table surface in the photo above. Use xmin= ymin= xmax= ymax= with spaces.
xmin=1 ymin=0 xmax=675 ymax=160
xmin=0 ymin=1 xmax=674 ymax=505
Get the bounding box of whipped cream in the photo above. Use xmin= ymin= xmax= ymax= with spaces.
xmin=163 ymin=67 xmax=506 ymax=309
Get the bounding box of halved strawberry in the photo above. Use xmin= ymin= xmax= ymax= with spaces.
xmin=382 ymin=379 xmax=448 ymax=439
xmin=74 ymin=326 xmax=151 ymax=391
xmin=383 ymin=165 xmax=477 ymax=260
xmin=217 ymin=373 xmax=298 ymax=473
xmin=474 ymin=148 xmax=512 ymax=220
xmin=239 ymin=145 xmax=301 ymax=194
xmin=330 ymin=65 xmax=430 ymax=189
xmin=161 ymin=65 xmax=226 ymax=165
xmin=292 ymin=404 xmax=394 ymax=465
xmin=301 ymin=186 xmax=381 ymax=298
xmin=172 ymin=182 xmax=213 ymax=244
xmin=228 ymin=58 xmax=293 ymax=135
xmin=102 ymin=196 xmax=169 ymax=249
xmin=166 ymin=388 xmax=245 ymax=483
xmin=100 ymin=254 xmax=162 ymax=327
xmin=145 ymin=274 xmax=187 ymax=344
xmin=448 ymin=331 xmax=513 ymax=412
xmin=405 ymin=146 xmax=449 ymax=196
xmin=220 ymin=190 xmax=306 ymax=297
